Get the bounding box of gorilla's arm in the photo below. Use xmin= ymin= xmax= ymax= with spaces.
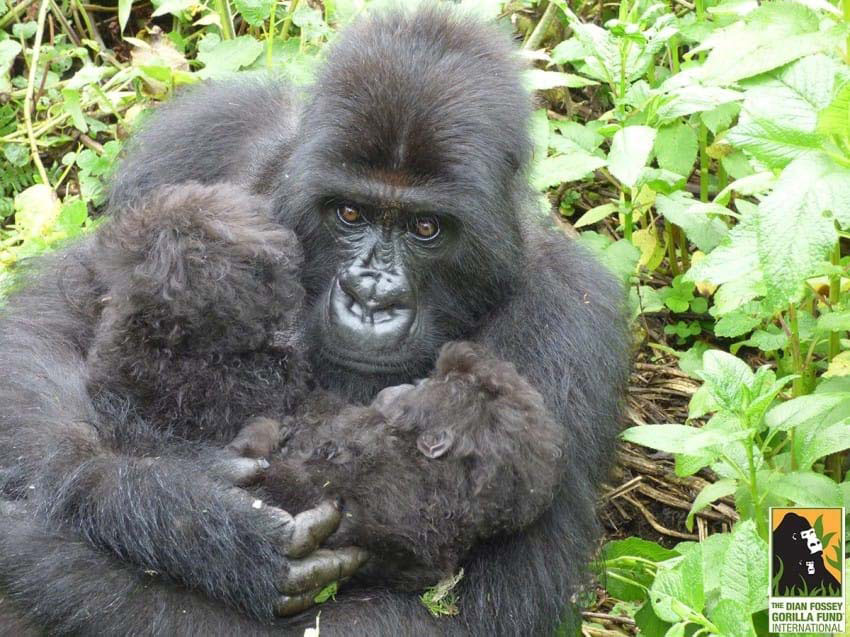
xmin=0 ymin=248 xmax=363 ymax=621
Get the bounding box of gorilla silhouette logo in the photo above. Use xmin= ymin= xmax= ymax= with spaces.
xmin=772 ymin=512 xmax=841 ymax=597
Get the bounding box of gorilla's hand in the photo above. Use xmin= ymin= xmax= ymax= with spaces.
xmin=214 ymin=418 xmax=370 ymax=616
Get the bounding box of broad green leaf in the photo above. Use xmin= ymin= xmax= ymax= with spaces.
xmin=61 ymin=89 xmax=87 ymax=133
xmin=726 ymin=118 xmax=822 ymax=169
xmin=655 ymin=192 xmax=729 ymax=252
xmin=655 ymin=85 xmax=743 ymax=121
xmin=650 ymin=549 xmax=704 ymax=623
xmin=740 ymin=55 xmax=838 ymax=133
xmin=697 ymin=350 xmax=753 ymax=411
xmin=118 ymin=0 xmax=133 ymax=31
xmin=756 ymin=155 xmax=843 ymax=307
xmin=524 ymin=69 xmax=598 ymax=91
xmin=710 ymin=600 xmax=757 ymax=637
xmin=151 ymin=0 xmax=193 ymax=17
xmin=685 ymin=478 xmax=736 ymax=531
xmin=13 ymin=185 xmax=60 ymax=239
xmin=714 ymin=312 xmax=760 ymax=338
xmin=818 ymin=83 xmax=850 ymax=138
xmin=654 ymin=123 xmax=698 ymax=177
xmin=197 ymin=34 xmax=263 ymax=79
xmin=0 ymin=40 xmax=21 ymax=92
xmin=796 ymin=419 xmax=850 ymax=470
xmin=621 ymin=425 xmax=703 ymax=455
xmin=825 ymin=351 xmax=850 ymax=378
xmin=574 ymin=203 xmax=616 ymax=228
xmin=608 ymin=126 xmax=656 ymax=189
xmin=233 ymin=0 xmax=273 ymax=27
xmin=684 ymin=205 xmax=759 ymax=286
xmin=720 ymin=520 xmax=768 ymax=614
xmin=598 ymin=538 xmax=678 ymax=602
xmin=693 ymin=3 xmax=841 ymax=86
xmin=768 ymin=471 xmax=843 ymax=506
xmin=530 ymin=154 xmax=606 ymax=191
xmin=550 ymin=38 xmax=587 ymax=64
xmin=818 ymin=311 xmax=850 ymax=332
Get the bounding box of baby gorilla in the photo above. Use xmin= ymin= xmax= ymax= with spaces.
xmin=234 ymin=342 xmax=566 ymax=589
xmin=91 ymin=182 xmax=566 ymax=590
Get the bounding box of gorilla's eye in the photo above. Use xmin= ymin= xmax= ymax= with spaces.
xmin=337 ymin=205 xmax=363 ymax=226
xmin=411 ymin=216 xmax=440 ymax=241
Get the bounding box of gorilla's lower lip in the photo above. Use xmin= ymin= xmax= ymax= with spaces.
xmin=318 ymin=345 xmax=415 ymax=374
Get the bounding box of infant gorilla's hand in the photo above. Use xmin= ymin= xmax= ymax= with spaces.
xmin=214 ymin=417 xmax=369 ymax=616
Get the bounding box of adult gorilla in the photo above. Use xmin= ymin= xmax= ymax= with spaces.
xmin=0 ymin=6 xmax=628 ymax=636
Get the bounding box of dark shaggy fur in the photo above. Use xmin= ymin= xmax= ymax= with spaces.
xmin=88 ymin=181 xmax=308 ymax=440
xmin=254 ymin=342 xmax=566 ymax=590
xmin=0 ymin=6 xmax=629 ymax=636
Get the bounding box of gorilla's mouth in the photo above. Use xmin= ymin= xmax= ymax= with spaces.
xmin=318 ymin=345 xmax=417 ymax=375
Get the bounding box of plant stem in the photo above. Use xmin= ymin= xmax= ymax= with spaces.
xmin=788 ymin=304 xmax=805 ymax=398
xmin=0 ymin=0 xmax=39 ymax=28
xmin=25 ymin=0 xmax=52 ymax=187
xmin=844 ymin=0 xmax=850 ymax=62
xmin=698 ymin=123 xmax=709 ymax=202
xmin=666 ymin=222 xmax=680 ymax=276
xmin=214 ymin=0 xmax=234 ymax=39
xmin=280 ymin=0 xmax=300 ymax=40
xmin=266 ymin=0 xmax=277 ymax=68
xmin=829 ymin=242 xmax=841 ymax=361
xmin=623 ymin=192 xmax=633 ymax=242
xmin=523 ymin=1 xmax=558 ymax=51
xmin=746 ymin=440 xmax=767 ymax=539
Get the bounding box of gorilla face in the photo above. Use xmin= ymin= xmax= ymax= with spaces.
xmin=317 ymin=199 xmax=459 ymax=375
xmin=280 ymin=9 xmax=532 ymax=399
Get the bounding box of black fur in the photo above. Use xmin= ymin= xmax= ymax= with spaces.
xmin=256 ymin=340 xmax=566 ymax=590
xmin=0 ymin=6 xmax=629 ymax=636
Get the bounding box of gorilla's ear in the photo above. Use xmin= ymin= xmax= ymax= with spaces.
xmin=417 ymin=430 xmax=454 ymax=459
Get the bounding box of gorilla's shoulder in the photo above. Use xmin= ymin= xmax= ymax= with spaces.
xmin=522 ymin=224 xmax=625 ymax=303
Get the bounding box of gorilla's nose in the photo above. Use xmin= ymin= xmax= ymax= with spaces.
xmin=338 ymin=266 xmax=413 ymax=318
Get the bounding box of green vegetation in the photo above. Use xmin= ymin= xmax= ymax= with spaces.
xmin=4 ymin=0 xmax=850 ymax=634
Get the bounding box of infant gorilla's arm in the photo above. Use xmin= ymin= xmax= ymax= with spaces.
xmin=258 ymin=342 xmax=566 ymax=589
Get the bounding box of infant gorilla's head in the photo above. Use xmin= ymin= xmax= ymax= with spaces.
xmin=371 ymin=341 xmax=558 ymax=463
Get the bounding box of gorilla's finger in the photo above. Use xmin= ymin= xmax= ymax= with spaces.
xmin=226 ymin=417 xmax=282 ymax=458
xmin=273 ymin=588 xmax=324 ymax=617
xmin=279 ymin=547 xmax=370 ymax=595
xmin=285 ymin=500 xmax=342 ymax=558
xmin=215 ymin=457 xmax=270 ymax=486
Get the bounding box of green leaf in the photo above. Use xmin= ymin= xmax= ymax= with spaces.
xmin=524 ymin=69 xmax=598 ymax=91
xmin=655 ymin=192 xmax=729 ymax=252
xmin=655 ymin=85 xmax=743 ymax=121
xmin=818 ymin=83 xmax=850 ymax=138
xmin=726 ymin=118 xmax=823 ymax=169
xmin=768 ymin=471 xmax=842 ymax=507
xmin=150 ymin=0 xmax=194 ymax=18
xmin=233 ymin=0 xmax=273 ymax=27
xmin=530 ymin=154 xmax=606 ymax=191
xmin=720 ymin=520 xmax=768 ymax=614
xmin=118 ymin=0 xmax=133 ymax=31
xmin=654 ymin=123 xmax=698 ymax=177
xmin=694 ymin=3 xmax=841 ymax=86
xmin=608 ymin=126 xmax=656 ymax=189
xmin=574 ymin=203 xmax=616 ymax=228
xmin=796 ymin=419 xmax=850 ymax=470
xmin=621 ymin=425 xmax=704 ymax=455
xmin=740 ymin=55 xmax=838 ymax=133
xmin=714 ymin=312 xmax=760 ymax=338
xmin=697 ymin=349 xmax=753 ymax=411
xmin=710 ymin=599 xmax=757 ymax=637
xmin=61 ymin=89 xmax=87 ymax=133
xmin=197 ymin=34 xmax=263 ymax=79
xmin=684 ymin=206 xmax=759 ymax=286
xmin=0 ymin=39 xmax=21 ymax=93
xmin=686 ymin=479 xmax=736 ymax=531
xmin=818 ymin=310 xmax=850 ymax=332
xmin=598 ymin=538 xmax=678 ymax=602
xmin=650 ymin=548 xmax=704 ymax=623
xmin=755 ymin=155 xmax=843 ymax=307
